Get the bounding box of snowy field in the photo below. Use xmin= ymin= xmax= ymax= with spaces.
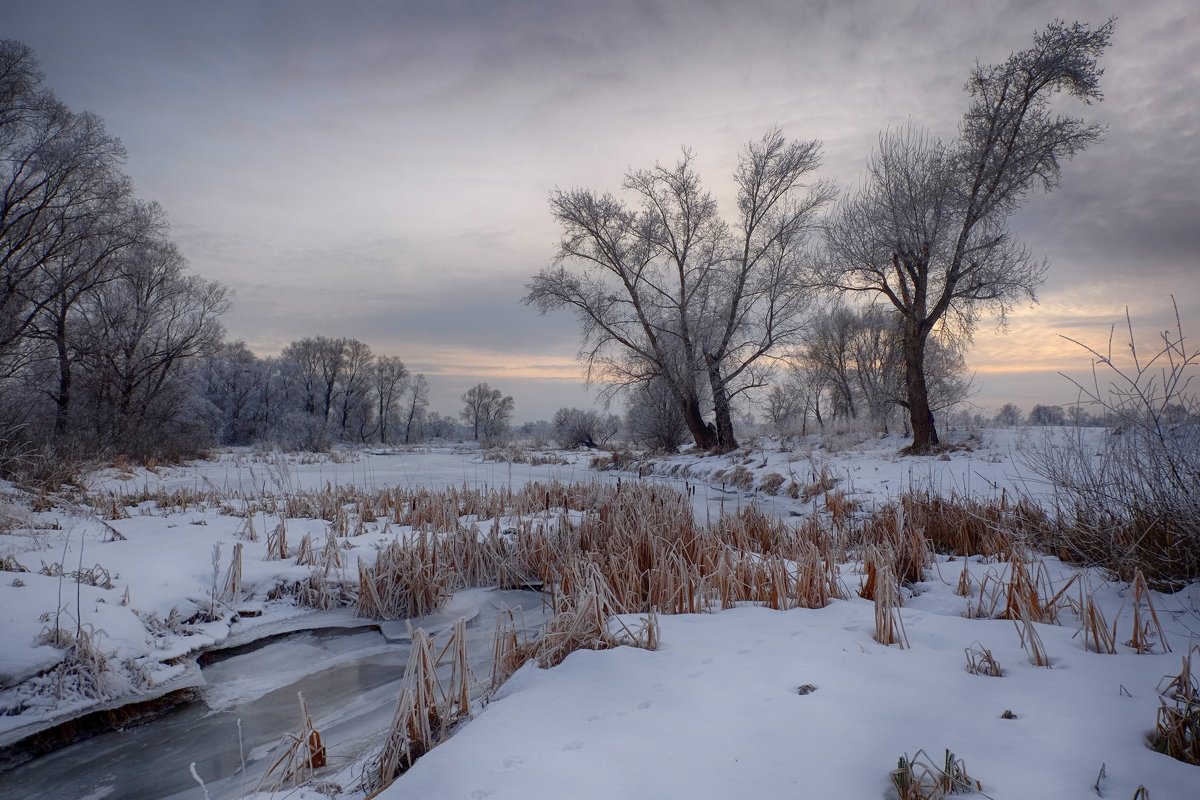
xmin=0 ymin=428 xmax=1197 ymax=799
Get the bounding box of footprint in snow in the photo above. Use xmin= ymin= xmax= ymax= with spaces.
xmin=562 ymin=740 xmax=584 ymax=751
xmin=501 ymin=755 xmax=527 ymax=770
xmin=638 ymin=700 xmax=652 ymax=710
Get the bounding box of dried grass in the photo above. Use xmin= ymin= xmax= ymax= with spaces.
xmin=221 ymin=542 xmax=243 ymax=607
xmin=1126 ymin=570 xmax=1170 ymax=654
xmin=890 ymin=749 xmax=982 ymax=799
xmin=266 ymin=517 xmax=288 ymax=560
xmin=295 ymin=533 xmax=316 ymax=566
xmin=1070 ymin=585 xmax=1117 ymax=655
xmin=964 ymin=642 xmax=1002 ymax=677
xmin=35 ymin=624 xmax=117 ymax=701
xmin=367 ymin=621 xmax=476 ymax=792
xmin=1012 ymin=592 xmax=1050 ymax=668
xmin=871 ymin=555 xmax=908 ymax=649
xmin=1152 ymin=645 xmax=1200 ymax=765
xmin=999 ymin=552 xmax=1077 ymax=625
xmin=257 ymin=692 xmax=327 ymax=791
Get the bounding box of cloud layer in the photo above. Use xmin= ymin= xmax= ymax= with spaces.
xmin=7 ymin=0 xmax=1197 ymax=419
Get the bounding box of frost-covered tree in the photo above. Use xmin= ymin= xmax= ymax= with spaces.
xmin=624 ymin=378 xmax=689 ymax=452
xmin=993 ymin=403 xmax=1023 ymax=427
xmin=203 ymin=341 xmax=267 ymax=445
xmin=460 ymin=382 xmax=514 ymax=442
xmin=1029 ymin=404 xmax=1066 ymax=426
xmin=72 ymin=237 xmax=228 ymax=452
xmin=280 ymin=336 xmax=346 ymax=423
xmin=795 ymin=303 xmax=972 ymax=434
xmin=0 ymin=41 xmax=132 ymax=361
xmin=527 ymin=129 xmax=832 ymax=451
xmin=337 ymin=339 xmax=373 ymax=438
xmin=823 ymin=19 xmax=1115 ymax=452
xmin=371 ymin=355 xmax=408 ymax=444
xmin=401 ymin=373 xmax=429 ymax=444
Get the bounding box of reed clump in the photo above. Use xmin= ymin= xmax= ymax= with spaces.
xmin=366 ymin=622 xmax=475 ymax=792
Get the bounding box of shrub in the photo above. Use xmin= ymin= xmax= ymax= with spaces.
xmin=552 ymin=407 xmax=620 ymax=448
xmin=1024 ymin=300 xmax=1199 ymax=588
xmin=759 ymin=472 xmax=786 ymax=495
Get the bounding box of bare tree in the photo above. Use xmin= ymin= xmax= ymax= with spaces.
xmin=281 ymin=336 xmax=347 ymax=423
xmin=1029 ymin=404 xmax=1065 ymax=426
xmin=0 ymin=42 xmax=130 ymax=360
xmin=402 ymin=373 xmax=429 ymax=444
xmin=371 ymin=355 xmax=408 ymax=444
xmin=764 ymin=384 xmax=802 ymax=437
xmin=74 ymin=237 xmax=228 ymax=450
xmin=699 ymin=131 xmax=835 ymax=448
xmin=804 ymin=306 xmax=861 ymax=423
xmin=203 ymin=341 xmax=265 ymax=445
xmin=424 ymin=411 xmax=459 ymax=440
xmin=527 ymin=129 xmax=831 ymax=451
xmin=993 ymin=403 xmax=1023 ymax=427
xmin=27 ymin=200 xmax=164 ymax=435
xmin=337 ymin=338 xmax=373 ymax=437
xmin=624 ymin=377 xmax=689 ymax=452
xmin=460 ymin=382 xmax=514 ymax=442
xmin=823 ymin=19 xmax=1115 ymax=452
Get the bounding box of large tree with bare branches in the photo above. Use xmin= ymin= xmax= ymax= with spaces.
xmin=823 ymin=19 xmax=1115 ymax=452
xmin=526 ymin=129 xmax=832 ymax=451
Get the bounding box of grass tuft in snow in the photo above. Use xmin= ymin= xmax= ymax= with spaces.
xmin=871 ymin=553 xmax=908 ymax=648
xmin=890 ymin=748 xmax=983 ymax=799
xmin=1152 ymin=644 xmax=1200 ymax=765
xmin=963 ymin=642 xmax=1002 ymax=677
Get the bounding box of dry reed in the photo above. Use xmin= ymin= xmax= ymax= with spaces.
xmin=871 ymin=556 xmax=908 ymax=648
xmin=257 ymin=692 xmax=327 ymax=791
xmin=1152 ymin=645 xmax=1199 ymax=765
xmin=1127 ymin=570 xmax=1170 ymax=654
xmin=1012 ymin=592 xmax=1050 ymax=667
xmin=367 ymin=622 xmax=475 ymax=792
xmin=963 ymin=642 xmax=1002 ymax=677
xmin=890 ymin=749 xmax=982 ymax=799
xmin=1070 ymin=584 xmax=1117 ymax=655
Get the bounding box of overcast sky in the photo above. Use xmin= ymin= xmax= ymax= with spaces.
xmin=6 ymin=0 xmax=1197 ymax=421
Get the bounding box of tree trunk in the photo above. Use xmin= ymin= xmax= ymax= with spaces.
xmin=902 ymin=323 xmax=939 ymax=453
xmin=53 ymin=308 xmax=71 ymax=437
xmin=705 ymin=359 xmax=739 ymax=452
xmin=681 ymin=395 xmax=718 ymax=450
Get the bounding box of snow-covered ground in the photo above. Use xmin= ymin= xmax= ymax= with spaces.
xmin=0 ymin=429 xmax=1197 ymax=799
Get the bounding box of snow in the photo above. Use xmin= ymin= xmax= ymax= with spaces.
xmin=388 ymin=595 xmax=1198 ymax=799
xmin=1 ymin=430 xmax=1197 ymax=799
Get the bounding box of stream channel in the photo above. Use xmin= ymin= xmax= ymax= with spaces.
xmin=0 ymin=589 xmax=548 ymax=800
